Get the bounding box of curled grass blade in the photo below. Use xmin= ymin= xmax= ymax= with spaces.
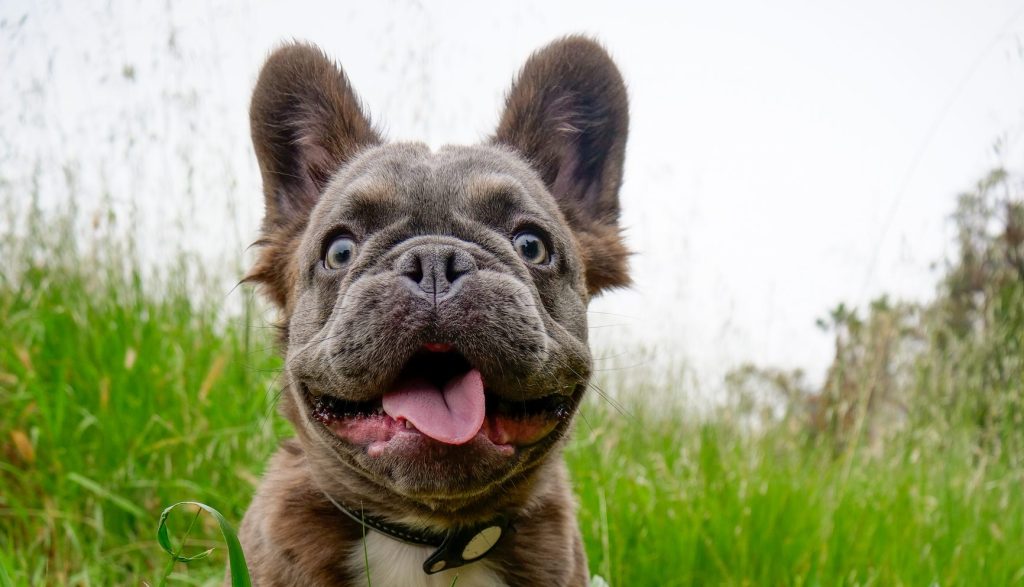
xmin=156 ymin=501 xmax=251 ymax=587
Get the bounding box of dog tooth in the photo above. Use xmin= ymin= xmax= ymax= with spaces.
xmin=405 ymin=420 xmax=413 ymax=430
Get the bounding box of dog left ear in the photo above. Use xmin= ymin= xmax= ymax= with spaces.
xmin=247 ymin=42 xmax=381 ymax=309
xmin=493 ymin=36 xmax=630 ymax=295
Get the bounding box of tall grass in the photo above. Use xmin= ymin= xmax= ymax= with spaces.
xmin=1 ymin=199 xmax=1023 ymax=585
xmin=0 ymin=203 xmax=284 ymax=584
xmin=571 ymin=402 xmax=1024 ymax=585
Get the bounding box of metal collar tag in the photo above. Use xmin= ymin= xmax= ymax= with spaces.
xmin=422 ymin=515 xmax=509 ymax=574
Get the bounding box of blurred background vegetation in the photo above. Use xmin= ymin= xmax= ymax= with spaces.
xmin=1 ymin=165 xmax=1023 ymax=584
xmin=728 ymin=166 xmax=1024 ymax=457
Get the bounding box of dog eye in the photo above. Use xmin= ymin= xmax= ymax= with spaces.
xmin=324 ymin=236 xmax=356 ymax=269
xmin=513 ymin=232 xmax=549 ymax=265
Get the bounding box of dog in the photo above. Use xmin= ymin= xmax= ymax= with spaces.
xmin=238 ymin=35 xmax=630 ymax=586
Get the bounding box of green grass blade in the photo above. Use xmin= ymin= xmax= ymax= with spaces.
xmin=156 ymin=501 xmax=251 ymax=587
xmin=67 ymin=472 xmax=148 ymax=519
xmin=0 ymin=555 xmax=14 ymax=587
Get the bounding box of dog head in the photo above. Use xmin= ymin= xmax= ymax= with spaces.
xmin=247 ymin=36 xmax=629 ymax=517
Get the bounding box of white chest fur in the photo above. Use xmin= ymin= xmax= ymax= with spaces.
xmin=348 ymin=531 xmax=507 ymax=587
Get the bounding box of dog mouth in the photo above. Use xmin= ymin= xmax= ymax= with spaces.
xmin=304 ymin=347 xmax=572 ymax=456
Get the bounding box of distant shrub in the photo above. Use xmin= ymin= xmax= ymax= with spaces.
xmin=728 ymin=167 xmax=1024 ymax=460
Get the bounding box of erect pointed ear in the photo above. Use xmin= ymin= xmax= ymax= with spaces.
xmin=248 ymin=42 xmax=380 ymax=308
xmin=493 ymin=36 xmax=630 ymax=295
xmin=251 ymin=42 xmax=380 ymax=229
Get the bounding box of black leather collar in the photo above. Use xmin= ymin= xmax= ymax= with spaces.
xmin=323 ymin=492 xmax=511 ymax=575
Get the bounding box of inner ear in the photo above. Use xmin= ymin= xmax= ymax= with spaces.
xmin=493 ymin=35 xmax=630 ymax=294
xmin=250 ymin=42 xmax=381 ymax=231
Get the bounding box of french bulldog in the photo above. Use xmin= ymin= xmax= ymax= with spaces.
xmin=238 ymin=35 xmax=630 ymax=586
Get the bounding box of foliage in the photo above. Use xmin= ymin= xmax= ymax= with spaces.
xmin=2 ymin=173 xmax=1024 ymax=583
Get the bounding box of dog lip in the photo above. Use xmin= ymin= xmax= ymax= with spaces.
xmin=301 ymin=380 xmax=574 ymax=450
xmin=422 ymin=342 xmax=453 ymax=352
xmin=366 ymin=426 xmax=518 ymax=458
xmin=302 ymin=381 xmax=573 ymax=421
xmin=299 ymin=350 xmax=581 ymax=450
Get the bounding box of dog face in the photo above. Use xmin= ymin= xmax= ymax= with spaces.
xmin=247 ymin=37 xmax=629 ymax=511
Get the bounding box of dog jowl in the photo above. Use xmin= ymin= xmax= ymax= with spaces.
xmin=238 ymin=36 xmax=629 ymax=586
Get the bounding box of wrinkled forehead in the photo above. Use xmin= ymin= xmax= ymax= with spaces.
xmin=313 ymin=143 xmax=561 ymax=232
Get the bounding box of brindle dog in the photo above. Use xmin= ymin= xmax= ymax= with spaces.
xmin=239 ymin=35 xmax=630 ymax=586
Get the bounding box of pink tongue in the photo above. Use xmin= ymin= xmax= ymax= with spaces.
xmin=382 ymin=369 xmax=486 ymax=445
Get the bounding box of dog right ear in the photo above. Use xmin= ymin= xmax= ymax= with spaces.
xmin=493 ymin=36 xmax=630 ymax=296
xmin=248 ymin=43 xmax=380 ymax=308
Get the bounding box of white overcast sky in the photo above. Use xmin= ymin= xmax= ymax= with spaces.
xmin=2 ymin=0 xmax=1024 ymax=393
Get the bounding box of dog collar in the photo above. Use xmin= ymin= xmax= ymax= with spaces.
xmin=323 ymin=493 xmax=510 ymax=574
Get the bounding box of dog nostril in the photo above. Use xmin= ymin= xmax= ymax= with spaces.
xmin=401 ymin=252 xmax=425 ymax=284
xmin=445 ymin=250 xmax=475 ymax=285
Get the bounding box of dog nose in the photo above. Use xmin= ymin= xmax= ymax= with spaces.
xmin=396 ymin=244 xmax=477 ymax=302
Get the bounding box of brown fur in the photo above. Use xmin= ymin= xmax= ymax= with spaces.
xmin=240 ymin=440 xmax=589 ymax=586
xmin=238 ymin=36 xmax=630 ymax=586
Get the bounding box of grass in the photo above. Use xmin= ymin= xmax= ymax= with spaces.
xmin=572 ymin=408 xmax=1024 ymax=585
xmin=1 ymin=206 xmax=1023 ymax=586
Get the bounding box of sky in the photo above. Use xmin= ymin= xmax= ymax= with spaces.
xmin=2 ymin=0 xmax=1024 ymax=395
